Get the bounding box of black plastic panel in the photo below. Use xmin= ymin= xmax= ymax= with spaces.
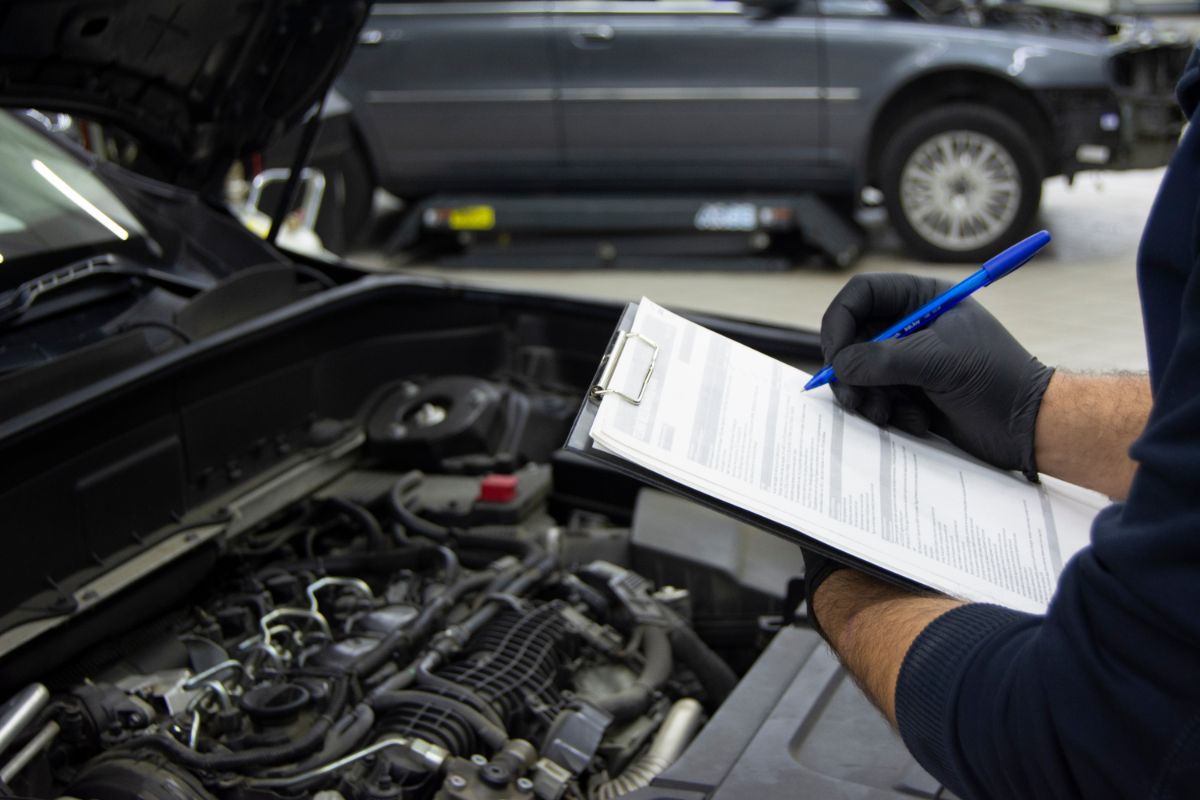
xmin=628 ymin=625 xmax=957 ymax=800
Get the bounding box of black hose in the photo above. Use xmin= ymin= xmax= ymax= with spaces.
xmin=667 ymin=626 xmax=737 ymax=709
xmin=323 ymin=498 xmax=387 ymax=552
xmin=503 ymin=554 xmax=555 ymax=596
xmin=370 ymin=690 xmax=507 ymax=751
xmin=350 ymin=625 xmax=416 ymax=680
xmin=562 ymin=574 xmax=610 ymax=619
xmin=412 ymin=571 xmax=499 ymax=640
xmin=389 ymin=482 xmax=451 ymax=543
xmin=388 ymin=478 xmax=539 ymax=560
xmin=437 ymin=546 xmax=462 ymax=585
xmin=367 ymin=665 xmax=418 ymax=699
xmin=263 ymin=703 xmax=375 ymax=777
xmin=129 ymin=677 xmax=349 ymax=770
xmin=479 ymin=562 xmax=525 ymax=603
xmin=461 ymin=553 xmax=554 ymax=636
xmin=350 ymin=571 xmax=497 ymax=678
xmin=591 ymin=625 xmax=673 ymax=723
xmin=456 ymin=550 xmax=505 ymax=571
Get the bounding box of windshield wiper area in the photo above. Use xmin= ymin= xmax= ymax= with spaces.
xmin=0 ymin=254 xmax=209 ymax=329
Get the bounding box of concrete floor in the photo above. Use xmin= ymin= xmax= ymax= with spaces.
xmin=373 ymin=168 xmax=1164 ymax=373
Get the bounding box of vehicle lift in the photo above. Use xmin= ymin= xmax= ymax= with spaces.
xmin=384 ymin=193 xmax=866 ymax=270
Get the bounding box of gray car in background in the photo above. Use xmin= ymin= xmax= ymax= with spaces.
xmin=334 ymin=0 xmax=1191 ymax=261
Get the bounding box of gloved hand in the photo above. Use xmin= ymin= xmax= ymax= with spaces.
xmin=800 ymin=546 xmax=845 ymax=640
xmin=820 ymin=274 xmax=1054 ymax=481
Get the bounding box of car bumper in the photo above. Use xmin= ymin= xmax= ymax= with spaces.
xmin=1109 ymin=89 xmax=1185 ymax=170
xmin=1109 ymin=42 xmax=1193 ymax=170
xmin=1039 ymin=44 xmax=1191 ymax=174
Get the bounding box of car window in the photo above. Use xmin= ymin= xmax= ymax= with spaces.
xmin=0 ymin=113 xmax=146 ymax=267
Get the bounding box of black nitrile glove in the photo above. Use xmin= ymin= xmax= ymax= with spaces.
xmin=800 ymin=546 xmax=845 ymax=640
xmin=821 ymin=274 xmax=1054 ymax=481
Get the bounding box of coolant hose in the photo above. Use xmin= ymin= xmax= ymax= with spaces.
xmin=369 ymin=690 xmax=507 ymax=751
xmin=666 ymin=626 xmax=737 ymax=709
xmin=591 ymin=626 xmax=672 ymax=723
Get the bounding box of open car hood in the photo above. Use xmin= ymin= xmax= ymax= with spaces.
xmin=0 ymin=0 xmax=369 ymax=190
xmin=889 ymin=0 xmax=1123 ymax=37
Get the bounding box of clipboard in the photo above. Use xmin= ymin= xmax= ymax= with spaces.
xmin=563 ymin=303 xmax=920 ymax=591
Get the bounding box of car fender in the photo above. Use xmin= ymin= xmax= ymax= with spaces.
xmin=832 ymin=30 xmax=1110 ymax=187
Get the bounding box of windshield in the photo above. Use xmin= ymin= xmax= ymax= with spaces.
xmin=0 ymin=112 xmax=146 ymax=266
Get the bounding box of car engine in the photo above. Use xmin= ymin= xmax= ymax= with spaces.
xmin=0 ymin=376 xmax=744 ymax=800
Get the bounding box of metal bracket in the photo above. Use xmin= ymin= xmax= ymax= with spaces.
xmin=590 ymin=331 xmax=658 ymax=405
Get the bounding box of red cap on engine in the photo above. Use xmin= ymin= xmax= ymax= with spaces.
xmin=478 ymin=474 xmax=519 ymax=504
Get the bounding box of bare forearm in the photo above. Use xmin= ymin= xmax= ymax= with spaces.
xmin=812 ymin=570 xmax=964 ymax=725
xmin=1034 ymin=371 xmax=1150 ymax=499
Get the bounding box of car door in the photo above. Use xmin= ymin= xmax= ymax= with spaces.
xmin=550 ymin=0 xmax=830 ymax=189
xmin=339 ymin=1 xmax=559 ymax=196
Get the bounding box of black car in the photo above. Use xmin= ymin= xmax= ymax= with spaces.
xmin=0 ymin=3 xmax=1021 ymax=800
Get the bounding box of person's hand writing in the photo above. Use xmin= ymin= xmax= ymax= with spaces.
xmin=821 ymin=273 xmax=1054 ymax=480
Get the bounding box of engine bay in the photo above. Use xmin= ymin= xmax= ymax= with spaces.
xmin=0 ymin=373 xmax=767 ymax=800
xmin=0 ymin=283 xmax=949 ymax=800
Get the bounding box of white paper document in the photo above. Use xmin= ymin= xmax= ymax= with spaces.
xmin=589 ymin=299 xmax=1107 ymax=614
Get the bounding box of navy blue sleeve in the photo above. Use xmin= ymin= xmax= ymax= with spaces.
xmin=894 ymin=222 xmax=1200 ymax=797
xmin=892 ymin=44 xmax=1200 ymax=797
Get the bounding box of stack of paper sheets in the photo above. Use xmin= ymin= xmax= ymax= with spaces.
xmin=588 ymin=299 xmax=1107 ymax=614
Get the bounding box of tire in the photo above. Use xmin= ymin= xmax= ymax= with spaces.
xmin=880 ymin=104 xmax=1043 ymax=263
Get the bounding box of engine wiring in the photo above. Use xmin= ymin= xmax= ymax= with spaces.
xmin=0 ymin=478 xmax=734 ymax=800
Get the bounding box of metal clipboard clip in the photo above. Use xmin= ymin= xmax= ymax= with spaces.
xmin=590 ymin=330 xmax=658 ymax=405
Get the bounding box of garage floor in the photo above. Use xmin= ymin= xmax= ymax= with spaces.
xmin=367 ymin=168 xmax=1164 ymax=373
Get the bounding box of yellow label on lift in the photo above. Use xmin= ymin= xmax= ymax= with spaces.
xmin=447 ymin=206 xmax=496 ymax=231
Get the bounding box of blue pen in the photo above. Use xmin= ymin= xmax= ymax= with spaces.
xmin=803 ymin=230 xmax=1051 ymax=392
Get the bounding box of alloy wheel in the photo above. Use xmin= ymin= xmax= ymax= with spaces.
xmin=898 ymin=130 xmax=1022 ymax=253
